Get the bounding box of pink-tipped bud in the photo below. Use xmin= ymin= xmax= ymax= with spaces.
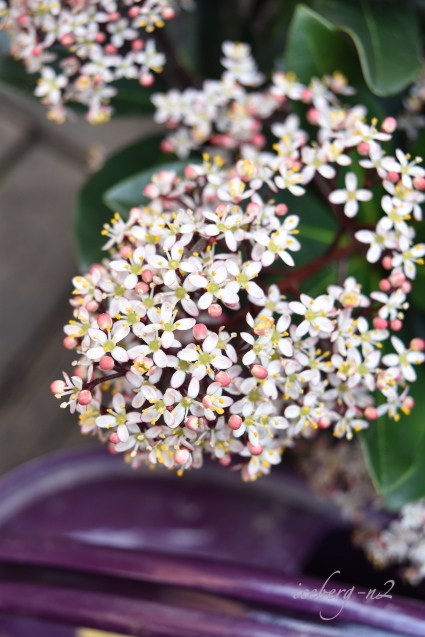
xmin=32 ymin=45 xmax=42 ymax=56
xmin=410 ymin=338 xmax=425 ymax=351
xmin=373 ymin=317 xmax=388 ymax=330
xmin=78 ymin=390 xmax=92 ymax=406
xmin=364 ymin=406 xmax=379 ymax=420
xmin=184 ymin=416 xmax=199 ymax=431
xmin=99 ymin=356 xmax=115 ymax=371
xmin=74 ymin=366 xmax=86 ymax=379
xmin=215 ymin=371 xmax=231 ymax=387
xmin=97 ymin=313 xmax=112 ymax=330
xmin=105 ymin=44 xmax=117 ymax=55
xmin=275 ymin=203 xmax=288 ymax=217
xmin=306 ymin=107 xmax=319 ymax=125
xmin=208 ymin=303 xmax=222 ymax=318
xmin=382 ymin=255 xmax=393 ymax=270
xmin=379 ymin=279 xmax=391 ymax=292
xmin=95 ymin=32 xmax=106 ymax=43
xmin=108 ymin=11 xmax=119 ymax=21
xmin=140 ymin=73 xmax=154 ymax=87
xmin=357 ymin=142 xmax=370 ymax=156
xmin=403 ymin=396 xmax=415 ymax=410
xmin=318 ymin=417 xmax=331 ymax=429
xmin=246 ymin=202 xmax=260 ymax=215
xmin=390 ymin=319 xmax=403 ymax=331
xmin=50 ymin=380 xmax=65 ymax=395
xmin=131 ymin=38 xmax=144 ymax=51
xmin=85 ymin=300 xmax=99 ymax=312
xmin=184 ymin=165 xmax=198 ymax=179
xmin=402 ymin=281 xmax=412 ymax=294
xmin=160 ymin=139 xmax=174 ymax=153
xmin=89 ymin=263 xmax=103 ymax=275
xmin=248 ymin=442 xmax=263 ymax=456
xmin=389 ymin=271 xmax=406 ymax=288
xmin=174 ymin=448 xmax=190 ymax=465
xmin=215 ymin=203 xmax=228 ymax=215
xmin=251 ymin=364 xmax=268 ymax=379
xmin=387 ymin=171 xmax=399 ymax=183
xmin=109 ymin=433 xmax=119 ymax=444
xmin=162 ymin=7 xmax=175 ymax=19
xmin=301 ymin=87 xmax=312 ymax=102
xmin=128 ymin=6 xmax=139 ymax=18
xmin=63 ymin=336 xmax=77 ymax=349
xmin=251 ymin=133 xmax=266 ymax=148
xmin=119 ymin=245 xmax=133 ymax=259
xmin=141 ymin=269 xmax=153 ymax=283
xmin=193 ymin=323 xmax=208 ymax=340
xmin=228 ymin=415 xmax=242 ymax=430
xmin=143 ymin=183 xmax=160 ymax=199
xmin=381 ymin=117 xmax=397 ymax=134
xmin=413 ymin=176 xmax=425 ymax=190
xmin=219 ymin=454 xmax=231 ymax=466
xmin=60 ymin=34 xmax=73 ymax=47
xmin=135 ymin=282 xmax=149 ymax=293
xmin=202 ymin=395 xmax=213 ymax=409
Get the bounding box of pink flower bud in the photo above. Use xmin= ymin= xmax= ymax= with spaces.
xmin=275 ymin=203 xmax=288 ymax=216
xmin=184 ymin=165 xmax=198 ymax=179
xmin=357 ymin=142 xmax=370 ymax=156
xmin=413 ymin=176 xmax=425 ymax=190
xmin=74 ymin=366 xmax=86 ymax=379
xmin=108 ymin=442 xmax=119 ymax=454
xmin=140 ymin=73 xmax=154 ymax=87
xmin=97 ymin=313 xmax=112 ymax=330
xmin=410 ymin=338 xmax=425 ymax=351
xmin=109 ymin=433 xmax=119 ymax=444
xmin=63 ymin=336 xmax=77 ymax=349
xmin=228 ymin=415 xmax=242 ymax=430
xmin=389 ymin=271 xmax=405 ymax=288
xmin=215 ymin=371 xmax=231 ymax=387
xmin=248 ymin=442 xmax=263 ymax=456
xmin=143 ymin=183 xmax=160 ymax=199
xmin=202 ymin=395 xmax=213 ymax=409
xmin=135 ymin=282 xmax=149 ymax=293
xmin=141 ymin=269 xmax=153 ymax=283
xmin=251 ymin=364 xmax=268 ymax=379
xmin=89 ymin=263 xmax=103 ymax=275
xmin=160 ymin=139 xmax=174 ymax=153
xmin=382 ymin=256 xmax=393 ymax=270
xmin=251 ymin=133 xmax=266 ymax=148
xmin=99 ymin=356 xmax=114 ymax=371
xmin=50 ymin=380 xmax=65 ymax=394
xmin=105 ymin=44 xmax=117 ymax=54
xmin=402 ymin=281 xmax=412 ymax=294
xmin=306 ymin=108 xmax=319 ymax=124
xmin=131 ymin=38 xmax=144 ymax=51
xmin=208 ymin=303 xmax=222 ymax=318
xmin=318 ymin=417 xmax=331 ymax=429
xmin=373 ymin=317 xmax=388 ymax=330
xmin=174 ymin=448 xmax=190 ymax=465
xmin=301 ymin=87 xmax=312 ymax=102
xmin=381 ymin=117 xmax=397 ymax=134
xmin=210 ymin=133 xmax=234 ymax=148
xmin=184 ymin=416 xmax=199 ymax=431
xmin=128 ymin=6 xmax=139 ymax=18
xmin=215 ymin=203 xmax=228 ymax=215
xmin=246 ymin=202 xmax=260 ymax=215
xmin=95 ymin=32 xmax=106 ymax=43
xmin=60 ymin=34 xmax=73 ymax=47
xmin=193 ymin=323 xmax=208 ymax=340
xmin=162 ymin=7 xmax=175 ymax=19
xmin=78 ymin=390 xmax=92 ymax=406
xmin=403 ymin=396 xmax=415 ymax=410
xmin=219 ymin=454 xmax=231 ymax=466
xmin=390 ymin=319 xmax=403 ymax=331
xmin=364 ymin=406 xmax=379 ymax=420
xmin=379 ymin=279 xmax=391 ymax=292
xmin=387 ymin=171 xmax=399 ymax=183
xmin=85 ymin=300 xmax=99 ymax=312
xmin=32 ymin=45 xmax=42 ymax=56
xmin=119 ymin=246 xmax=133 ymax=259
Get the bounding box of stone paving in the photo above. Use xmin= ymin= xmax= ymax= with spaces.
xmin=0 ymin=84 xmax=159 ymax=474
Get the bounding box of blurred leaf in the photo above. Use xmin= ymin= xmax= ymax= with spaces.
xmin=360 ymin=367 xmax=425 ymax=510
xmin=74 ymin=135 xmax=167 ymax=271
xmin=104 ymin=159 xmax=188 ymax=216
xmin=313 ymin=0 xmax=422 ymax=97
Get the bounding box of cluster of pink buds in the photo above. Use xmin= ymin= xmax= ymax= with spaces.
xmin=0 ymin=0 xmax=188 ymax=122
xmin=51 ymin=42 xmax=425 ymax=480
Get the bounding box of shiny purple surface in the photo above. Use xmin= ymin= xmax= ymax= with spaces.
xmin=0 ymin=445 xmax=423 ymax=636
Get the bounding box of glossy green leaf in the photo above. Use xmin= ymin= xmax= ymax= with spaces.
xmin=74 ymin=134 xmax=167 ymax=271
xmin=104 ymin=160 xmax=188 ymax=217
xmin=313 ymin=0 xmax=421 ymax=97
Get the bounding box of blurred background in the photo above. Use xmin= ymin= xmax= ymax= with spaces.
xmin=0 ymin=84 xmax=162 ymax=475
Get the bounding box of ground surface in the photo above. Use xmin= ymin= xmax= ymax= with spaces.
xmin=0 ymin=85 xmax=158 ymax=475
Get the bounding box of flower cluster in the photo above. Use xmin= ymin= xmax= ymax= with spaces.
xmin=0 ymin=0 xmax=188 ymax=122
xmin=51 ymin=43 xmax=425 ymax=480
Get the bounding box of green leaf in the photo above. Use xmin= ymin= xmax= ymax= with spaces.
xmin=313 ymin=0 xmax=421 ymax=97
xmin=360 ymin=365 xmax=425 ymax=510
xmin=104 ymin=159 xmax=188 ymax=216
xmin=74 ymin=134 xmax=167 ymax=271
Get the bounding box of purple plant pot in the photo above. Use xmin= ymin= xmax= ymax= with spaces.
xmin=0 ymin=445 xmax=423 ymax=636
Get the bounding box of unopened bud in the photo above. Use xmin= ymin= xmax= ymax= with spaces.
xmin=228 ymin=415 xmax=242 ymax=430
xmin=193 ymin=323 xmax=208 ymax=340
xmin=174 ymin=448 xmax=190 ymax=465
xmin=140 ymin=73 xmax=154 ymax=87
xmin=390 ymin=319 xmax=403 ymax=331
xmin=248 ymin=442 xmax=263 ymax=456
xmin=131 ymin=38 xmax=144 ymax=51
xmin=413 ymin=176 xmax=425 ymax=190
xmin=381 ymin=117 xmax=397 ymax=134
xmin=162 ymin=7 xmax=175 ymax=19
xmin=202 ymin=395 xmax=213 ymax=409
xmin=141 ymin=269 xmax=153 ymax=283
xmin=97 ymin=313 xmax=112 ymax=330
xmin=184 ymin=415 xmax=199 ymax=431
xmin=105 ymin=43 xmax=117 ymax=54
xmin=60 ymin=34 xmax=73 ymax=47
xmin=410 ymin=338 xmax=425 ymax=351
xmin=364 ymin=406 xmax=379 ymax=420
xmin=208 ymin=303 xmax=222 ymax=318
xmin=63 ymin=336 xmax=77 ymax=349
xmin=389 ymin=271 xmax=406 ymax=288
xmin=373 ymin=317 xmax=388 ymax=330
xmin=401 ymin=281 xmax=412 ymax=294
xmin=160 ymin=139 xmax=174 ymax=153
xmin=128 ymin=6 xmax=139 ymax=18
xmin=318 ymin=417 xmax=331 ymax=429
xmin=109 ymin=433 xmax=119 ymax=444
xmin=306 ymin=107 xmax=319 ymax=124
xmin=403 ymin=396 xmax=415 ymax=410
xmin=275 ymin=203 xmax=288 ymax=216
xmin=357 ymin=142 xmax=370 ymax=156
xmin=85 ymin=300 xmax=99 ymax=312
xmin=78 ymin=390 xmax=92 ymax=406
xmin=379 ymin=279 xmax=391 ymax=292
xmin=215 ymin=371 xmax=231 ymax=387
xmin=50 ymin=380 xmax=65 ymax=395
xmin=251 ymin=364 xmax=268 ymax=379
xmin=119 ymin=246 xmax=133 ymax=259
xmin=143 ymin=183 xmax=160 ymax=199
xmin=387 ymin=171 xmax=399 ymax=183
xmin=184 ymin=165 xmax=198 ymax=179
xmin=99 ymin=356 xmax=114 ymax=371
xmin=382 ymin=255 xmax=393 ymax=270
xmin=219 ymin=454 xmax=231 ymax=466
xmin=246 ymin=202 xmax=260 ymax=215
xmin=135 ymin=282 xmax=149 ymax=293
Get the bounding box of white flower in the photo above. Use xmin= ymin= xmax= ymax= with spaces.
xmin=329 ymin=172 xmax=372 ymax=218
xmin=141 ymin=302 xmax=196 ymax=349
xmin=146 ymin=242 xmax=196 ymax=286
xmin=225 ymin=259 xmax=264 ymax=298
xmin=289 ymin=294 xmax=335 ymax=337
xmin=96 ymin=393 xmax=141 ymax=442
xmin=187 ymin=266 xmax=239 ymax=309
xmin=383 ymin=336 xmax=425 ymax=382
xmin=178 ymin=332 xmax=232 ymax=380
xmin=87 ymin=322 xmax=130 ymax=362
xmin=34 ymin=67 xmax=67 ymax=104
